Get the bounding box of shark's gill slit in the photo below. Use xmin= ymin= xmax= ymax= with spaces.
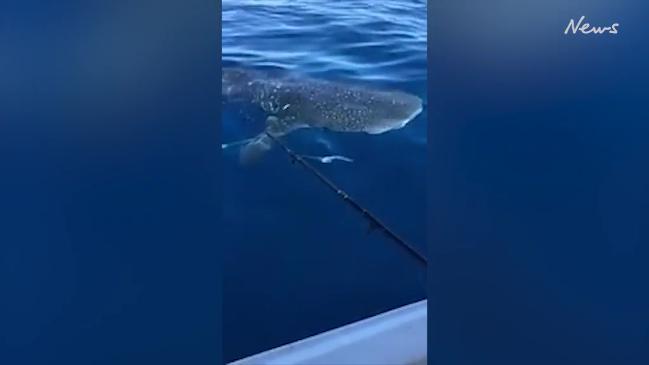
xmin=264 ymin=132 xmax=428 ymax=269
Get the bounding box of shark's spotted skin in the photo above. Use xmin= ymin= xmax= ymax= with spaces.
xmin=222 ymin=67 xmax=423 ymax=164
xmin=223 ymin=67 xmax=423 ymax=134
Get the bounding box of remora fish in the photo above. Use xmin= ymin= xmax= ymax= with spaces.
xmin=222 ymin=67 xmax=423 ymax=164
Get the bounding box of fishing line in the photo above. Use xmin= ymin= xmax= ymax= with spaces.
xmin=265 ymin=132 xmax=428 ymax=269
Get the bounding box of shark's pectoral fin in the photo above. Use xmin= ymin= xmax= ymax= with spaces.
xmin=239 ymin=132 xmax=272 ymax=165
xmin=222 ymin=134 xmax=273 ymax=165
xmin=266 ymin=115 xmax=305 ymax=136
xmin=238 ymin=116 xmax=303 ymax=165
xmin=226 ymin=117 xmax=288 ymax=166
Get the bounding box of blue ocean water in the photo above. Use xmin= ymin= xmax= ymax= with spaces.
xmin=222 ymin=0 xmax=427 ymax=361
xmin=429 ymin=2 xmax=649 ymax=364
xmin=1 ymin=1 xmax=220 ymax=363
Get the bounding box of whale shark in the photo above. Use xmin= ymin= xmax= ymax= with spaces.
xmin=222 ymin=67 xmax=423 ymax=164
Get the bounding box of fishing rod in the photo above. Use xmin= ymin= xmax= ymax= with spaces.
xmin=265 ymin=132 xmax=428 ymax=269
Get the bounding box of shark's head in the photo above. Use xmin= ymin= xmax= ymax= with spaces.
xmin=362 ymin=91 xmax=423 ymax=134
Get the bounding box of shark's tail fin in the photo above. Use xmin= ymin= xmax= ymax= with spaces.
xmin=239 ymin=133 xmax=273 ymax=166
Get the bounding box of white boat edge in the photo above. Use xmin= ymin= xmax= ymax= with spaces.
xmin=227 ymin=300 xmax=427 ymax=365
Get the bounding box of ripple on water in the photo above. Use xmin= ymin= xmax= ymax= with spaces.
xmin=223 ymin=0 xmax=427 ymax=86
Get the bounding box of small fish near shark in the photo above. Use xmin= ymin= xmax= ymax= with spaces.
xmin=221 ymin=67 xmax=423 ymax=165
